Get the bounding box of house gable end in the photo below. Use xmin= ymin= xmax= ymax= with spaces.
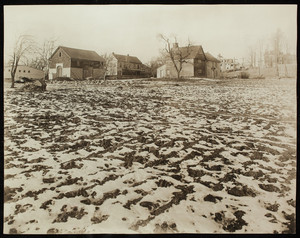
xmin=49 ymin=46 xmax=71 ymax=61
xmin=49 ymin=47 xmax=71 ymax=69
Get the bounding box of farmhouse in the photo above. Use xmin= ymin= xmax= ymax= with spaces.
xmin=107 ymin=53 xmax=145 ymax=78
xmin=48 ymin=46 xmax=105 ymax=80
xmin=218 ymin=57 xmax=240 ymax=72
xmin=4 ymin=65 xmax=44 ymax=80
xmin=157 ymin=44 xmax=221 ymax=79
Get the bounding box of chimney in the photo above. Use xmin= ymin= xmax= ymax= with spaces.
xmin=126 ymin=54 xmax=129 ymax=62
xmin=173 ymin=43 xmax=179 ymax=49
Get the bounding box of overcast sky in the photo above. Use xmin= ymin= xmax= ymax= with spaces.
xmin=4 ymin=4 xmax=297 ymax=64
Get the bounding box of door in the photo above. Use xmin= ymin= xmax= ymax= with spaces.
xmin=83 ymin=66 xmax=93 ymax=79
xmin=57 ymin=66 xmax=62 ymax=77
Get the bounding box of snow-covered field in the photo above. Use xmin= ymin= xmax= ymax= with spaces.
xmin=4 ymin=78 xmax=296 ymax=234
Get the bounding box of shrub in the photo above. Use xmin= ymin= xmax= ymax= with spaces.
xmin=19 ymin=83 xmax=45 ymax=92
xmin=240 ymin=71 xmax=250 ymax=79
xmin=19 ymin=78 xmax=47 ymax=92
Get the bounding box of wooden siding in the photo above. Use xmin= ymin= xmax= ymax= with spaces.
xmin=71 ymin=59 xmax=103 ymax=69
xmin=206 ymin=61 xmax=221 ymax=78
xmin=93 ymin=69 xmax=105 ymax=79
xmin=71 ymin=68 xmax=83 ymax=79
xmin=194 ymin=59 xmax=206 ymax=77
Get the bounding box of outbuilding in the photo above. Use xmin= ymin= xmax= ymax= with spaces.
xmin=48 ymin=46 xmax=105 ymax=80
xmin=4 ymin=65 xmax=44 ymax=80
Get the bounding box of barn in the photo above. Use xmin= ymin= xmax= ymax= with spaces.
xmin=48 ymin=46 xmax=105 ymax=80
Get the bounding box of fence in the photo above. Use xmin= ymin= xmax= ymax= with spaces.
xmin=222 ymin=64 xmax=297 ymax=79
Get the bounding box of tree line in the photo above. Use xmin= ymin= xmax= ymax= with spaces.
xmin=247 ymin=28 xmax=294 ymax=77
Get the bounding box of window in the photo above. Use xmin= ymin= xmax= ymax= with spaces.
xmin=28 ymin=70 xmax=30 ymax=73
xmin=59 ymin=52 xmax=62 ymax=57
xmin=8 ymin=69 xmax=10 ymax=72
xmin=23 ymin=70 xmax=26 ymax=73
xmin=19 ymin=70 xmax=21 ymax=72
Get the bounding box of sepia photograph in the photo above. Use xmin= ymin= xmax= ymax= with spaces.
xmin=3 ymin=4 xmax=297 ymax=234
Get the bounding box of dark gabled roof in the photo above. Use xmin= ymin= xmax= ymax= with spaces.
xmin=113 ymin=53 xmax=142 ymax=64
xmin=173 ymin=45 xmax=206 ymax=60
xmin=52 ymin=46 xmax=105 ymax=62
xmin=205 ymin=52 xmax=221 ymax=62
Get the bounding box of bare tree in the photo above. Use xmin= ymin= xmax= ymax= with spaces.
xmin=273 ymin=28 xmax=283 ymax=77
xmin=29 ymin=39 xmax=57 ymax=78
xmin=257 ymin=39 xmax=264 ymax=76
xmin=248 ymin=46 xmax=256 ymax=68
xmin=158 ymin=34 xmax=193 ymax=79
xmin=146 ymin=56 xmax=165 ymax=77
xmin=284 ymin=41 xmax=289 ymax=77
xmin=9 ymin=35 xmax=35 ymax=88
xmin=101 ymin=53 xmax=116 ymax=81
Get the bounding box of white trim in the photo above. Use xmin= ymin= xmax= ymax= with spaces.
xmin=56 ymin=63 xmax=63 ymax=68
xmin=48 ymin=64 xmax=71 ymax=79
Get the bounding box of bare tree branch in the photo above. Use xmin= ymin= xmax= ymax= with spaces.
xmin=9 ymin=35 xmax=36 ymax=88
xmin=158 ymin=34 xmax=194 ymax=79
xmin=101 ymin=53 xmax=116 ymax=81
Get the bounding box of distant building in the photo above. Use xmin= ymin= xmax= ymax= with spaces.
xmin=4 ymin=65 xmax=44 ymax=80
xmin=218 ymin=57 xmax=240 ymax=71
xmin=157 ymin=45 xmax=221 ymax=79
xmin=107 ymin=53 xmax=145 ymax=78
xmin=157 ymin=65 xmax=167 ymax=78
xmin=264 ymin=50 xmax=296 ymax=68
xmin=48 ymin=46 xmax=105 ymax=80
